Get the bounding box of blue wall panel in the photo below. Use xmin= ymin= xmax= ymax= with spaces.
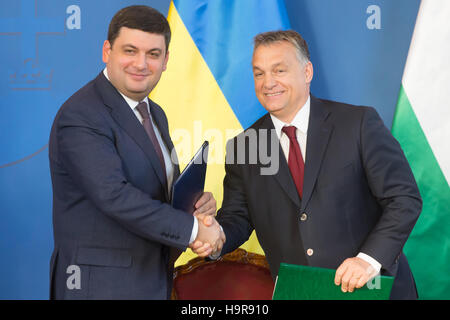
xmin=0 ymin=0 xmax=170 ymax=300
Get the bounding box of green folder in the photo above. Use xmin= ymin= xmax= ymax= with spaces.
xmin=272 ymin=263 xmax=394 ymax=300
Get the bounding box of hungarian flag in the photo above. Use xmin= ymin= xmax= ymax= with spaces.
xmin=392 ymin=0 xmax=450 ymax=299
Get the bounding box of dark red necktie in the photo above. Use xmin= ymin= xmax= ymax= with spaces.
xmin=282 ymin=126 xmax=304 ymax=198
xmin=136 ymin=101 xmax=166 ymax=178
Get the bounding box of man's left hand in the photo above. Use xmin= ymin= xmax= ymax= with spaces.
xmin=193 ymin=192 xmax=216 ymax=217
xmin=334 ymin=257 xmax=376 ymax=293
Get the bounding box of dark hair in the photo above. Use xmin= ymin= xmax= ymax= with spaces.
xmin=254 ymin=30 xmax=310 ymax=63
xmin=108 ymin=5 xmax=171 ymax=52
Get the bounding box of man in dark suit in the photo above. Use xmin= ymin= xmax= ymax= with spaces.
xmin=49 ymin=5 xmax=222 ymax=300
xmin=194 ymin=30 xmax=422 ymax=299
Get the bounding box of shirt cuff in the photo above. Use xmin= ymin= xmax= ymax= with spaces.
xmin=209 ymin=250 xmax=222 ymax=260
xmin=189 ymin=217 xmax=198 ymax=244
xmin=357 ymin=252 xmax=382 ymax=276
xmin=208 ymin=226 xmax=224 ymax=260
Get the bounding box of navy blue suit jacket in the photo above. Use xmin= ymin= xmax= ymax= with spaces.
xmin=49 ymin=72 xmax=194 ymax=299
xmin=217 ymin=96 xmax=422 ymax=299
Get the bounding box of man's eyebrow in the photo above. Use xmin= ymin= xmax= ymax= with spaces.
xmin=122 ymin=44 xmax=138 ymax=49
xmin=271 ymin=62 xmax=284 ymax=68
xmin=121 ymin=45 xmax=163 ymax=53
xmin=253 ymin=62 xmax=284 ymax=70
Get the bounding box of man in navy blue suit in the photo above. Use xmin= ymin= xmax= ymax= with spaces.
xmin=49 ymin=5 xmax=223 ymax=300
xmin=194 ymin=30 xmax=422 ymax=299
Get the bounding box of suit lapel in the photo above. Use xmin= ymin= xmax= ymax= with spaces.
xmin=148 ymin=100 xmax=180 ymax=180
xmin=301 ymin=96 xmax=333 ymax=211
xmin=258 ymin=114 xmax=301 ymax=208
xmin=94 ymin=72 xmax=168 ymax=188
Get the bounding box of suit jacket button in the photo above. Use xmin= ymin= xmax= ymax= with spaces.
xmin=300 ymin=213 xmax=307 ymax=221
xmin=307 ymin=248 xmax=314 ymax=256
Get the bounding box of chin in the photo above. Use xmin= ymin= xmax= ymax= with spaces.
xmin=126 ymin=86 xmax=149 ymax=95
xmin=263 ymin=104 xmax=284 ymax=114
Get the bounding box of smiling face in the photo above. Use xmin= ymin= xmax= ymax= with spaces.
xmin=102 ymin=26 xmax=169 ymax=101
xmin=252 ymin=41 xmax=313 ymax=123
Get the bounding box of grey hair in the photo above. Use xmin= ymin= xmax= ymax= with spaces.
xmin=254 ymin=30 xmax=310 ymax=65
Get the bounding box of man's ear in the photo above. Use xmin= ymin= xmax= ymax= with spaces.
xmin=102 ymin=40 xmax=111 ymax=64
xmin=305 ymin=61 xmax=313 ymax=84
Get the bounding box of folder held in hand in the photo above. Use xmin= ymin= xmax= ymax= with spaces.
xmin=171 ymin=141 xmax=209 ymax=214
xmin=272 ymin=263 xmax=394 ymax=300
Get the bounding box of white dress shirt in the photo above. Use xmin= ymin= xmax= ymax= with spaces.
xmin=103 ymin=68 xmax=198 ymax=244
xmin=270 ymin=95 xmax=381 ymax=276
xmin=270 ymin=96 xmax=310 ymax=163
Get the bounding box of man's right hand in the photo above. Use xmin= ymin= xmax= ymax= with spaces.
xmin=190 ymin=215 xmax=225 ymax=257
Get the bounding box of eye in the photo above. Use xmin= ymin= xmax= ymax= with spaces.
xmin=254 ymin=72 xmax=263 ymax=78
xmin=147 ymin=50 xmax=162 ymax=59
xmin=124 ymin=49 xmax=135 ymax=55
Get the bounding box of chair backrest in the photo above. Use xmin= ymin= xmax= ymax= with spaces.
xmin=172 ymin=248 xmax=274 ymax=300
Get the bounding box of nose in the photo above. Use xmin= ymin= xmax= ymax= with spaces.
xmin=263 ymin=74 xmax=277 ymax=90
xmin=134 ymin=52 xmax=147 ymax=70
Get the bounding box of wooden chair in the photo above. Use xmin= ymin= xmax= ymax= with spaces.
xmin=172 ymin=248 xmax=274 ymax=300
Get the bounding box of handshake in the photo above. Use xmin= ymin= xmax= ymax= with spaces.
xmin=188 ymin=192 xmax=226 ymax=258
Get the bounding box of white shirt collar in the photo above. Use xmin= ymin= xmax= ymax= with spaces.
xmin=103 ymin=68 xmax=148 ymax=110
xmin=270 ymin=95 xmax=311 ymax=139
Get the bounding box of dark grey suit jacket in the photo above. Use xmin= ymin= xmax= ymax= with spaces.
xmin=49 ymin=72 xmax=193 ymax=299
xmin=217 ymin=95 xmax=422 ymax=299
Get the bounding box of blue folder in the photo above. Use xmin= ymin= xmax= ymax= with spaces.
xmin=171 ymin=141 xmax=209 ymax=214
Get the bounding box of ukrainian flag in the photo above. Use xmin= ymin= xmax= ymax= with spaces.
xmin=150 ymin=0 xmax=291 ymax=266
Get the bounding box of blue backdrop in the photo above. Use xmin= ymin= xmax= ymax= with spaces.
xmin=0 ymin=0 xmax=419 ymax=299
